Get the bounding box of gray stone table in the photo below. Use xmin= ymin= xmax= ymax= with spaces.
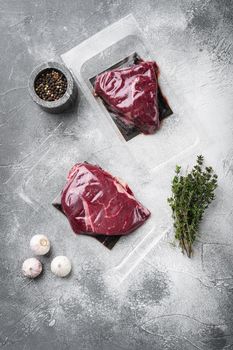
xmin=0 ymin=1 xmax=233 ymax=349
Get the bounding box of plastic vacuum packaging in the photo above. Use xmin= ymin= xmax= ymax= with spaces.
xmin=61 ymin=162 xmax=150 ymax=236
xmin=58 ymin=15 xmax=205 ymax=283
xmin=93 ymin=60 xmax=160 ymax=135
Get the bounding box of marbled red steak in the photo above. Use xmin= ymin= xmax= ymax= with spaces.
xmin=94 ymin=60 xmax=160 ymax=134
xmin=61 ymin=163 xmax=150 ymax=236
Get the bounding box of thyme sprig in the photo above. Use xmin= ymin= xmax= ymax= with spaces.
xmin=167 ymin=155 xmax=218 ymax=258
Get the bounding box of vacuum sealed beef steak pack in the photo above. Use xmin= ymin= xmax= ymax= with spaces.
xmin=61 ymin=162 xmax=150 ymax=236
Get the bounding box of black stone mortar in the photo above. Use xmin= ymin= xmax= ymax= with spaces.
xmin=28 ymin=61 xmax=77 ymax=114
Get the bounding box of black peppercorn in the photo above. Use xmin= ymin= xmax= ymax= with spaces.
xmin=34 ymin=69 xmax=67 ymax=102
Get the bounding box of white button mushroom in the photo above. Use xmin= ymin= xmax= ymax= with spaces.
xmin=30 ymin=234 xmax=50 ymax=255
xmin=22 ymin=258 xmax=42 ymax=278
xmin=51 ymin=256 xmax=71 ymax=277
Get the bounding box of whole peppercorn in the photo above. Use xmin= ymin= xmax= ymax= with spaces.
xmin=34 ymin=69 xmax=67 ymax=102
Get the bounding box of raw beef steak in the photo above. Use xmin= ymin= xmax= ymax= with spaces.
xmin=61 ymin=163 xmax=150 ymax=236
xmin=94 ymin=60 xmax=160 ymax=134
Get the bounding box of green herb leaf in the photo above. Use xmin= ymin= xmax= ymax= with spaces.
xmin=167 ymin=155 xmax=218 ymax=258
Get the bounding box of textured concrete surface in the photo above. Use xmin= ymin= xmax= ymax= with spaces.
xmin=1 ymin=1 xmax=233 ymax=349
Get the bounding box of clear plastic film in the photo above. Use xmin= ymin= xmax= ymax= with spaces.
xmin=58 ymin=15 xmax=207 ymax=283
